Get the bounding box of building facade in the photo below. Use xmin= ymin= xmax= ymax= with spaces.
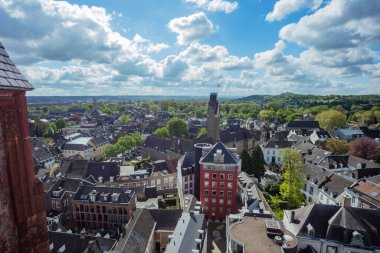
xmin=72 ymin=186 xmax=136 ymax=230
xmin=199 ymin=141 xmax=240 ymax=221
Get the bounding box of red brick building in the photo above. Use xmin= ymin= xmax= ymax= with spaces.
xmin=199 ymin=141 xmax=241 ymax=221
xmin=72 ymin=186 xmax=136 ymax=230
xmin=0 ymin=42 xmax=50 ymax=252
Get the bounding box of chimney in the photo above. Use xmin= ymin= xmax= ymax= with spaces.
xmin=290 ymin=211 xmax=295 ymax=223
xmin=342 ymin=196 xmax=351 ymax=207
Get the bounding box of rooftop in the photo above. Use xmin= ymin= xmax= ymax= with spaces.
xmin=229 ymin=215 xmax=297 ymax=253
xmin=0 ymin=41 xmax=33 ymax=91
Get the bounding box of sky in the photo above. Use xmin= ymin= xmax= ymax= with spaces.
xmin=0 ymin=0 xmax=379 ymax=97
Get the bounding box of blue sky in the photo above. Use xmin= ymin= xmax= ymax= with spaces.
xmin=0 ymin=0 xmax=379 ymax=96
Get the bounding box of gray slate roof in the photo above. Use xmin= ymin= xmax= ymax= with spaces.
xmin=200 ymin=141 xmax=238 ymax=164
xmin=0 ymin=41 xmax=33 ymax=91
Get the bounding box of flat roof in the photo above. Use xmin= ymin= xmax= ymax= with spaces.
xmin=229 ymin=216 xmax=297 ymax=253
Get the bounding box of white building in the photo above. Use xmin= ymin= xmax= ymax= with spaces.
xmin=261 ymin=139 xmax=292 ymax=165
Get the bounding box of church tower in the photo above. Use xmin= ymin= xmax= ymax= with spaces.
xmin=207 ymin=93 xmax=220 ymax=143
xmin=0 ymin=42 xmax=50 ymax=253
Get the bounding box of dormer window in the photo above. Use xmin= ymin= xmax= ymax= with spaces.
xmin=350 ymin=231 xmax=364 ymax=247
xmin=306 ymin=223 xmax=315 ymax=237
xmin=213 ymin=149 xmax=225 ymax=163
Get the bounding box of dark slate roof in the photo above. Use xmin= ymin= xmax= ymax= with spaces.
xmin=318 ymin=155 xmax=349 ymax=170
xmin=90 ymin=136 xmax=108 ymax=146
xmin=48 ymin=231 xmax=116 ymax=253
xmin=285 ymin=204 xmax=380 ymax=247
xmin=148 ymin=209 xmax=183 ymax=230
xmin=220 ymin=128 xmax=261 ymax=144
xmin=85 ymin=162 xmax=120 ymax=182
xmin=180 ymin=152 xmax=195 ymax=168
xmin=286 ymin=121 xmax=320 ymax=129
xmin=305 ymin=163 xmax=354 ymax=196
xmin=0 ymin=41 xmax=33 ymax=91
xmin=61 ymin=159 xmax=89 ymax=178
xmin=33 ymin=146 xmax=54 ymax=163
xmin=262 ymin=139 xmax=293 ymax=149
xmin=74 ymin=185 xmax=134 ymax=203
xmin=152 ymin=160 xmax=169 ymax=172
xmin=200 ymin=141 xmax=238 ymax=164
xmin=48 ymin=177 xmax=94 ymax=198
xmin=360 ymin=126 xmax=380 ymax=139
xmin=62 ymin=143 xmax=91 ymax=151
xmin=179 ymin=152 xmax=195 ymax=176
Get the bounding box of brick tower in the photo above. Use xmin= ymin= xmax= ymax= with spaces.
xmin=207 ymin=93 xmax=220 ymax=143
xmin=0 ymin=42 xmax=50 ymax=253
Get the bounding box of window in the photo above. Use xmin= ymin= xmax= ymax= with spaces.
xmin=219 ymin=207 xmax=224 ymax=213
xmin=212 ymin=198 xmax=216 ymax=204
xmin=204 ymin=197 xmax=209 ymax=203
xmin=204 ymin=181 xmax=209 ymax=187
xmin=212 ymin=190 xmax=217 ymax=196
xmin=267 ymin=150 xmax=269 ymax=155
xmin=212 ymin=173 xmax=217 ymax=179
xmin=219 ymin=199 xmax=224 ymax=205
xmin=227 ymin=191 xmax=232 ymax=197
xmin=190 ymin=175 xmax=193 ymax=180
xmin=227 ymin=199 xmax=232 ymax=206
xmin=204 ymin=173 xmax=209 ymax=179
xmin=227 ymin=182 xmax=233 ymax=189
xmin=352 ymin=197 xmax=356 ymax=203
xmin=220 ymin=174 xmax=225 ymax=180
xmin=220 ymin=191 xmax=224 ymax=197
xmin=212 ymin=182 xmax=217 ymax=188
xmin=326 ymin=246 xmax=337 ymax=253
xmin=220 ymin=182 xmax=225 ymax=188
xmin=228 ymin=174 xmax=233 ymax=180
xmin=204 ymin=190 xmax=209 ymax=196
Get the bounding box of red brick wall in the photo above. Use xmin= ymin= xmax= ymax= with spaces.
xmin=199 ymin=163 xmax=238 ymax=220
xmin=0 ymin=91 xmax=49 ymax=253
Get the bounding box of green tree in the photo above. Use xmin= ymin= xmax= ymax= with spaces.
xmin=250 ymin=145 xmax=266 ymax=179
xmin=259 ymin=110 xmax=274 ymax=120
xmin=154 ymin=127 xmax=170 ymax=138
xmin=240 ymin=149 xmax=252 ymax=174
xmin=325 ymin=139 xmax=349 ymax=154
xmin=104 ymin=144 xmax=118 ymax=159
xmin=55 ymin=118 xmax=66 ymax=130
xmin=119 ymin=115 xmax=131 ymax=124
xmin=279 ymin=148 xmax=305 ymax=208
xmin=34 ymin=118 xmax=47 ymax=137
xmin=167 ymin=118 xmax=188 ymax=137
xmin=316 ymin=110 xmax=346 ymax=130
xmin=131 ymin=132 xmax=144 ymax=146
xmin=197 ymin=127 xmax=207 ymax=139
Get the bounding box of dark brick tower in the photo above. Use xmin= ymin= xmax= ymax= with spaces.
xmin=0 ymin=42 xmax=50 ymax=253
xmin=207 ymin=93 xmax=220 ymax=143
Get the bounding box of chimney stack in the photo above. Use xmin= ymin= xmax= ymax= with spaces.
xmin=290 ymin=211 xmax=295 ymax=223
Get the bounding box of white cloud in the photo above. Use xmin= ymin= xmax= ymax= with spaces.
xmin=168 ymin=12 xmax=215 ymax=45
xmin=279 ymin=0 xmax=380 ymax=49
xmin=185 ymin=0 xmax=238 ymax=14
xmin=266 ymin=0 xmax=322 ymax=22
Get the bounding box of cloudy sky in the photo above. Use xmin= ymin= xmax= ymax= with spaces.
xmin=0 ymin=0 xmax=379 ymax=96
